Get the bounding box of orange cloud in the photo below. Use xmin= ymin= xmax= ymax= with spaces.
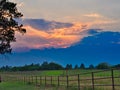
xmin=84 ymin=13 xmax=103 ymax=18
xmin=12 ymin=22 xmax=90 ymax=49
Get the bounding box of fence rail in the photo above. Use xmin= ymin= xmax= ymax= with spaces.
xmin=23 ymin=69 xmax=120 ymax=90
xmin=0 ymin=69 xmax=120 ymax=90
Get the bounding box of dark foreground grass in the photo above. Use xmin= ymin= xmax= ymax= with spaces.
xmin=0 ymin=81 xmax=41 ymax=90
xmin=0 ymin=81 xmax=78 ymax=90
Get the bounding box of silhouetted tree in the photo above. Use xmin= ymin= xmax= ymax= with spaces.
xmin=41 ymin=61 xmax=49 ymax=70
xmin=88 ymin=64 xmax=94 ymax=69
xmin=80 ymin=63 xmax=85 ymax=69
xmin=69 ymin=64 xmax=72 ymax=69
xmin=113 ymin=64 xmax=120 ymax=69
xmin=1 ymin=62 xmax=120 ymax=71
xmin=96 ymin=62 xmax=110 ymax=69
xmin=74 ymin=64 xmax=79 ymax=69
xmin=48 ymin=62 xmax=63 ymax=70
xmin=0 ymin=0 xmax=26 ymax=54
xmin=0 ymin=65 xmax=11 ymax=71
xmin=65 ymin=64 xmax=69 ymax=69
xmin=65 ymin=64 xmax=72 ymax=70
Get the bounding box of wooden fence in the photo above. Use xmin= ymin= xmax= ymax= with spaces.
xmin=23 ymin=69 xmax=120 ymax=90
xmin=0 ymin=75 xmax=1 ymax=83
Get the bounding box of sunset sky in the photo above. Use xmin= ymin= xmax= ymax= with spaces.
xmin=12 ymin=0 xmax=120 ymax=30
xmin=0 ymin=0 xmax=120 ymax=67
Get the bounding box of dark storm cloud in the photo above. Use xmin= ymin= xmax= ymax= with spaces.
xmin=23 ymin=19 xmax=73 ymax=30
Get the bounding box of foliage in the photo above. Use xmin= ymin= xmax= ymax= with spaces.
xmin=65 ymin=64 xmax=72 ymax=70
xmin=96 ymin=62 xmax=111 ymax=69
xmin=0 ymin=62 xmax=64 ymax=71
xmin=0 ymin=0 xmax=26 ymax=54
xmin=88 ymin=64 xmax=94 ymax=69
xmin=74 ymin=64 xmax=79 ymax=69
xmin=112 ymin=64 xmax=120 ymax=69
xmin=0 ymin=62 xmax=119 ymax=71
xmin=79 ymin=63 xmax=85 ymax=69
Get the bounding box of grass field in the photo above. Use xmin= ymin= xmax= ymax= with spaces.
xmin=0 ymin=69 xmax=120 ymax=90
xmin=0 ymin=69 xmax=99 ymax=77
xmin=0 ymin=81 xmax=79 ymax=90
xmin=0 ymin=81 xmax=42 ymax=90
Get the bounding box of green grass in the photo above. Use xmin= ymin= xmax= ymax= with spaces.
xmin=0 ymin=69 xmax=98 ymax=77
xmin=0 ymin=81 xmax=40 ymax=90
xmin=37 ymin=69 xmax=98 ymax=76
xmin=0 ymin=81 xmax=79 ymax=90
xmin=0 ymin=69 xmax=120 ymax=90
xmin=41 ymin=70 xmax=64 ymax=76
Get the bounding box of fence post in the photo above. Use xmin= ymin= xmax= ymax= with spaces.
xmin=31 ymin=76 xmax=33 ymax=83
xmin=0 ymin=75 xmax=2 ymax=83
xmin=45 ymin=76 xmax=46 ymax=86
xmin=35 ymin=76 xmax=37 ymax=85
xmin=40 ymin=76 xmax=42 ymax=84
xmin=67 ymin=75 xmax=69 ymax=88
xmin=78 ymin=74 xmax=80 ymax=90
xmin=111 ymin=69 xmax=115 ymax=90
xmin=58 ymin=76 xmax=60 ymax=86
xmin=51 ymin=76 xmax=52 ymax=86
xmin=92 ymin=72 xmax=95 ymax=90
xmin=39 ymin=76 xmax=41 ymax=85
xmin=23 ymin=76 xmax=25 ymax=84
xmin=29 ymin=76 xmax=31 ymax=83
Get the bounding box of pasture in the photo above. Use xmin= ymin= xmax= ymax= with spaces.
xmin=0 ymin=81 xmax=41 ymax=90
xmin=0 ymin=69 xmax=120 ymax=90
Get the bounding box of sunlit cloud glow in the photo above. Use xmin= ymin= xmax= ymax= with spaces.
xmin=84 ymin=13 xmax=103 ymax=18
xmin=10 ymin=17 xmax=120 ymax=52
xmin=12 ymin=22 xmax=90 ymax=50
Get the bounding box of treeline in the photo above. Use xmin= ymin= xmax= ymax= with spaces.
xmin=0 ymin=62 xmax=120 ymax=71
xmin=0 ymin=62 xmax=63 ymax=71
xmin=65 ymin=63 xmax=120 ymax=70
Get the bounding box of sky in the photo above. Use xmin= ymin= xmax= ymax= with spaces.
xmin=0 ymin=0 xmax=120 ymax=67
xmin=11 ymin=0 xmax=120 ymax=31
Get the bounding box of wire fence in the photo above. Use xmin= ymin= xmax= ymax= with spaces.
xmin=0 ymin=69 xmax=120 ymax=90
xmin=22 ymin=69 xmax=120 ymax=90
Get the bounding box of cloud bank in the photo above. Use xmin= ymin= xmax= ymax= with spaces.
xmin=12 ymin=18 xmax=120 ymax=52
xmin=12 ymin=19 xmax=91 ymax=51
